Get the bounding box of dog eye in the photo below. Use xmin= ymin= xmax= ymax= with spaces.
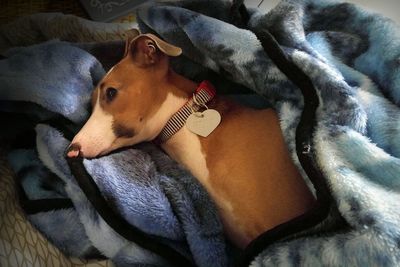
xmin=106 ymin=87 xmax=118 ymax=102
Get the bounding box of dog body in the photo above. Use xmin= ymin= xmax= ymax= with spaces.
xmin=67 ymin=33 xmax=315 ymax=248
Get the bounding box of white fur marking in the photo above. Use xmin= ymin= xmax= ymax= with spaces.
xmin=71 ymin=91 xmax=115 ymax=157
xmin=153 ymin=93 xmax=210 ymax=182
xmin=164 ymin=126 xmax=210 ymax=182
xmin=143 ymin=93 xmax=187 ymax=141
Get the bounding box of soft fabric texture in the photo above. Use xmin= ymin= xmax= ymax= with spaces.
xmin=0 ymin=12 xmax=137 ymax=54
xmin=1 ymin=0 xmax=400 ymax=266
xmin=0 ymin=148 xmax=112 ymax=267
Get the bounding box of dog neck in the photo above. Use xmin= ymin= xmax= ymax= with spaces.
xmin=155 ymin=80 xmax=217 ymax=144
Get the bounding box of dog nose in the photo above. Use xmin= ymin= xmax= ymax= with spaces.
xmin=66 ymin=143 xmax=81 ymax=158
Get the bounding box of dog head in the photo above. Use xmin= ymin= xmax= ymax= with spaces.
xmin=67 ymin=31 xmax=182 ymax=158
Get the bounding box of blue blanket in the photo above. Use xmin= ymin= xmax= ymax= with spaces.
xmin=2 ymin=0 xmax=400 ymax=266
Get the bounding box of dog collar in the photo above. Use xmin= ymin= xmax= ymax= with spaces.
xmin=155 ymin=80 xmax=216 ymax=144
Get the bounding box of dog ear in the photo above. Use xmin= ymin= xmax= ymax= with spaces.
xmin=127 ymin=34 xmax=182 ymax=66
xmin=126 ymin=34 xmax=182 ymax=64
xmin=143 ymin=34 xmax=182 ymax=57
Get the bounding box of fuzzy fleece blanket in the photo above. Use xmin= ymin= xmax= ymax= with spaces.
xmin=2 ymin=0 xmax=400 ymax=266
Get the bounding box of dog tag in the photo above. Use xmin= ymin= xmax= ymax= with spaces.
xmin=186 ymin=109 xmax=221 ymax=137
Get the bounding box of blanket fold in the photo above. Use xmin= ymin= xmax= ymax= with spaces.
xmin=1 ymin=0 xmax=400 ymax=266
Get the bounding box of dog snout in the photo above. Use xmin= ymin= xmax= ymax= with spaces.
xmin=66 ymin=143 xmax=82 ymax=158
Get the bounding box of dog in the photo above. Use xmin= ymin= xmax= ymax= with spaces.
xmin=67 ymin=31 xmax=315 ymax=248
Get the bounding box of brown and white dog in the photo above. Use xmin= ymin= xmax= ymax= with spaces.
xmin=67 ymin=31 xmax=315 ymax=248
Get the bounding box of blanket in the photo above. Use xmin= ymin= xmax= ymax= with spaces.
xmin=1 ymin=0 xmax=400 ymax=266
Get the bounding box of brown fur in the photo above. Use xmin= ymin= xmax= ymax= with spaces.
xmin=162 ymin=94 xmax=315 ymax=247
xmin=195 ymin=98 xmax=314 ymax=246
